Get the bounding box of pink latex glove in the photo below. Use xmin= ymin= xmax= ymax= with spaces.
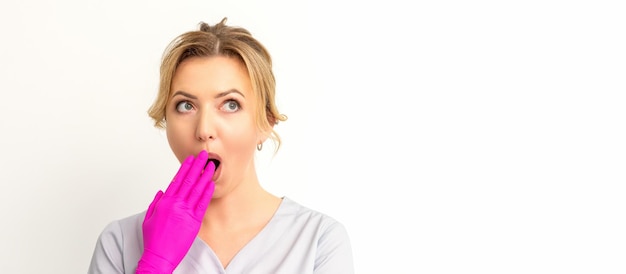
xmin=136 ymin=150 xmax=216 ymax=274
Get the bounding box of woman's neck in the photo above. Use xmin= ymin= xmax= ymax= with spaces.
xmin=201 ymin=182 xmax=281 ymax=232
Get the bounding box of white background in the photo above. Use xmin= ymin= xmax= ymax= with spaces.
xmin=1 ymin=0 xmax=625 ymax=273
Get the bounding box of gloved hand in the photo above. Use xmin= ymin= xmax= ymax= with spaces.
xmin=136 ymin=150 xmax=216 ymax=274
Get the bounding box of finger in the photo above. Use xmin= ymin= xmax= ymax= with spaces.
xmin=144 ymin=190 xmax=163 ymax=223
xmin=176 ymin=150 xmax=208 ymax=198
xmin=195 ymin=179 xmax=215 ymax=218
xmin=164 ymin=154 xmax=194 ymax=196
xmin=189 ymin=160 xmax=215 ymax=209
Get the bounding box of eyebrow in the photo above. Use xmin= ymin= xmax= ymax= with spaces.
xmin=172 ymin=89 xmax=246 ymax=99
xmin=172 ymin=91 xmax=197 ymax=99
xmin=216 ymin=89 xmax=245 ymax=99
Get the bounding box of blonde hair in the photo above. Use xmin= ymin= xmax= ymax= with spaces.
xmin=148 ymin=17 xmax=287 ymax=152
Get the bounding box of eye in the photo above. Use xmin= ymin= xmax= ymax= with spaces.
xmin=175 ymin=101 xmax=194 ymax=113
xmin=221 ymin=99 xmax=240 ymax=113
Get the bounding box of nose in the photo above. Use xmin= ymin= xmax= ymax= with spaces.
xmin=195 ymin=110 xmax=216 ymax=142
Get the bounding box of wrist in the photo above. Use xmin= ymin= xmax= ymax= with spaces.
xmin=136 ymin=249 xmax=176 ymax=274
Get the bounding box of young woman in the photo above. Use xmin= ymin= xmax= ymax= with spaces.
xmin=88 ymin=18 xmax=354 ymax=273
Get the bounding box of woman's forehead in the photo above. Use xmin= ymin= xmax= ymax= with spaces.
xmin=170 ymin=56 xmax=254 ymax=98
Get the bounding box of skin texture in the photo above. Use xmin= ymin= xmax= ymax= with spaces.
xmin=166 ymin=56 xmax=264 ymax=198
xmin=165 ymin=56 xmax=281 ymax=268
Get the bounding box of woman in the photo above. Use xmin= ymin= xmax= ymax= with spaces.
xmin=88 ymin=18 xmax=354 ymax=273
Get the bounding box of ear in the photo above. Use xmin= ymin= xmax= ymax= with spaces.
xmin=256 ymin=126 xmax=272 ymax=145
xmin=257 ymin=109 xmax=277 ymax=145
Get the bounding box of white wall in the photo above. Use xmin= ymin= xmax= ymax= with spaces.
xmin=1 ymin=0 xmax=625 ymax=273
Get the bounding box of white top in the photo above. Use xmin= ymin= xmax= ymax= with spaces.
xmin=88 ymin=197 xmax=354 ymax=274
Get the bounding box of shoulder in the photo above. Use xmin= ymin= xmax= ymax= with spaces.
xmin=279 ymin=197 xmax=351 ymax=245
xmin=279 ymin=197 xmax=354 ymax=273
xmin=98 ymin=211 xmax=145 ymax=240
xmin=280 ymin=197 xmax=344 ymax=227
xmin=88 ymin=211 xmax=146 ymax=273
xmin=92 ymin=211 xmax=145 ymax=256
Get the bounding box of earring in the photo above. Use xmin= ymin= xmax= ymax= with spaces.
xmin=257 ymin=142 xmax=263 ymax=151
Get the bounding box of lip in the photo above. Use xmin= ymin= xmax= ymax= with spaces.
xmin=211 ymin=164 xmax=221 ymax=181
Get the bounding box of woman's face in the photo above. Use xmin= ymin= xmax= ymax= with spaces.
xmin=165 ymin=56 xmax=265 ymax=196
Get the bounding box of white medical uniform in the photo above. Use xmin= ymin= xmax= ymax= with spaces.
xmin=88 ymin=197 xmax=354 ymax=274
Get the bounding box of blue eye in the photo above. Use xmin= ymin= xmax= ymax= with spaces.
xmin=176 ymin=101 xmax=194 ymax=113
xmin=221 ymin=99 xmax=240 ymax=113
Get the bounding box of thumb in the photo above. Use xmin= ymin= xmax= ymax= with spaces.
xmin=145 ymin=190 xmax=164 ymax=221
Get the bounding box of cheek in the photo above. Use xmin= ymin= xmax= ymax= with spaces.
xmin=226 ymin=125 xmax=256 ymax=148
xmin=166 ymin=119 xmax=194 ymax=161
xmin=222 ymin=118 xmax=258 ymax=151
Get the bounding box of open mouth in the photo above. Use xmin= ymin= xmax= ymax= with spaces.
xmin=204 ymin=158 xmax=220 ymax=172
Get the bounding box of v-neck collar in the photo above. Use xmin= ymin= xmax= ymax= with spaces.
xmin=183 ymin=197 xmax=296 ymax=273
